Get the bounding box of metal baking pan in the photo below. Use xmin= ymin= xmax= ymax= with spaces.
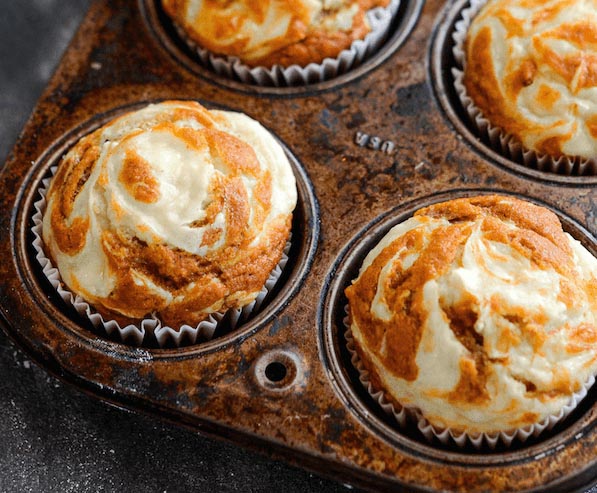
xmin=1 ymin=1 xmax=596 ymax=491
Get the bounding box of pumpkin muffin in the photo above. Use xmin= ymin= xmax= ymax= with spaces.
xmin=162 ymin=0 xmax=392 ymax=67
xmin=345 ymin=195 xmax=597 ymax=439
xmin=41 ymin=100 xmax=296 ymax=330
xmin=160 ymin=0 xmax=398 ymax=86
xmin=460 ymin=0 xmax=597 ymax=170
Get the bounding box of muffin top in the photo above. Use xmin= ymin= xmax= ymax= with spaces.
xmin=463 ymin=0 xmax=597 ymax=160
xmin=42 ymin=100 xmax=296 ymax=328
xmin=345 ymin=195 xmax=597 ymax=434
xmin=161 ymin=0 xmax=390 ymax=67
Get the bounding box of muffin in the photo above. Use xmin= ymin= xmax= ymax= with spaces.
xmin=345 ymin=195 xmax=597 ymax=442
xmin=456 ymin=0 xmax=597 ymax=173
xmin=39 ymin=100 xmax=296 ymax=339
xmin=161 ymin=0 xmax=397 ymax=85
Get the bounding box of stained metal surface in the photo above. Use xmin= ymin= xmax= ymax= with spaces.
xmin=0 ymin=1 xmax=596 ymax=491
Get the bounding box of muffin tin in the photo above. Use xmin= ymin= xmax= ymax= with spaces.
xmin=0 ymin=0 xmax=596 ymax=491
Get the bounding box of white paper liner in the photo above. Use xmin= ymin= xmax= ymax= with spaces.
xmin=32 ymin=166 xmax=291 ymax=348
xmin=173 ymin=0 xmax=400 ymax=87
xmin=343 ymin=305 xmax=596 ymax=449
xmin=451 ymin=0 xmax=597 ymax=176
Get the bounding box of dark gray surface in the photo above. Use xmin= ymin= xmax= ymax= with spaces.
xmin=0 ymin=2 xmax=354 ymax=492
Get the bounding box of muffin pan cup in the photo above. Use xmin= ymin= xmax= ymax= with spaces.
xmin=1 ymin=0 xmax=596 ymax=492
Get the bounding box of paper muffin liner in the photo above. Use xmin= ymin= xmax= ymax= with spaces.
xmin=32 ymin=166 xmax=291 ymax=348
xmin=172 ymin=0 xmax=400 ymax=87
xmin=451 ymin=0 xmax=597 ymax=176
xmin=343 ymin=305 xmax=596 ymax=449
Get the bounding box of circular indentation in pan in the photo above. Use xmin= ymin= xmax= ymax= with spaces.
xmin=252 ymin=349 xmax=305 ymax=393
xmin=12 ymin=100 xmax=319 ymax=353
xmin=139 ymin=0 xmax=423 ymax=95
xmin=429 ymin=0 xmax=597 ymax=184
xmin=320 ymin=190 xmax=597 ymax=465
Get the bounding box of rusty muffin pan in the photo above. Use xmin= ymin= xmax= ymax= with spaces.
xmin=1 ymin=0 xmax=596 ymax=491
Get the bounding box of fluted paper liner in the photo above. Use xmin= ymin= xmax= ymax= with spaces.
xmin=451 ymin=0 xmax=597 ymax=176
xmin=32 ymin=167 xmax=290 ymax=348
xmin=344 ymin=305 xmax=595 ymax=449
xmin=173 ymin=0 xmax=400 ymax=87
